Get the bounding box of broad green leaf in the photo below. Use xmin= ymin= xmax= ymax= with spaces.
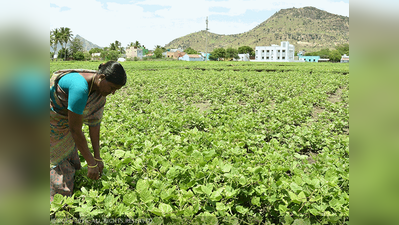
xmin=183 ymin=190 xmax=194 ymax=198
xmin=278 ymin=204 xmax=287 ymax=213
xmin=221 ymin=163 xmax=233 ymax=173
xmin=139 ymin=189 xmax=154 ymax=203
xmin=288 ymin=191 xmax=300 ymax=204
xmin=216 ymin=202 xmax=227 ymax=211
xmin=251 ymin=197 xmax=260 ymax=206
xmin=225 ymin=186 xmax=238 ymax=199
xmin=123 ymin=193 xmax=137 ymax=205
xmin=210 ymin=187 xmax=223 ymax=201
xmin=292 ymin=219 xmax=310 ymax=225
xmin=159 ymin=203 xmax=173 ymax=215
xmin=284 ymin=214 xmax=294 ymax=224
xmin=114 ymin=150 xmax=125 ymax=158
xmin=136 ymin=179 xmax=149 ymax=194
xmin=52 ymin=194 xmax=63 ymax=205
xmin=298 ymin=191 xmax=307 ymax=203
xmin=239 ymin=176 xmax=247 ymax=185
xmin=201 ymin=183 xmax=213 ymax=196
xmin=290 ymin=182 xmax=302 ymax=192
xmin=236 ymin=205 xmax=249 ymax=214
xmin=193 ymin=185 xmax=203 ymax=194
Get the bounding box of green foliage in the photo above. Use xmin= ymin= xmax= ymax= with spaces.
xmin=59 ymin=27 xmax=73 ymax=61
xmin=50 ymin=61 xmax=349 ymax=224
xmin=101 ymin=50 xmax=120 ymax=61
xmin=73 ymin=51 xmax=85 ymax=61
xmin=184 ymin=47 xmax=198 ymax=54
xmin=209 ymin=48 xmax=226 ymax=60
xmin=83 ymin=52 xmax=91 ymax=61
xmin=50 ymin=52 xmax=54 ymax=59
xmin=69 ymin=37 xmax=84 ymax=56
xmin=238 ymin=46 xmax=254 ymax=56
xmin=305 ymin=48 xmax=330 ymax=58
xmin=329 ymin=50 xmax=342 ymax=62
xmin=226 ymin=47 xmax=239 ymax=60
xmin=154 ymin=48 xmax=164 ymax=59
xmin=89 ymin=47 xmax=103 ymax=55
xmin=304 ymin=44 xmax=349 ymax=61
xmin=336 ymin=43 xmax=349 ymax=56
xmin=57 ymin=48 xmax=71 ymax=60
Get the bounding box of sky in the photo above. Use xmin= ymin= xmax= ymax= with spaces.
xmin=49 ymin=0 xmax=350 ymax=50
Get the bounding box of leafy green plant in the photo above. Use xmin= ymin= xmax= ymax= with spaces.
xmin=50 ymin=61 xmax=349 ymax=224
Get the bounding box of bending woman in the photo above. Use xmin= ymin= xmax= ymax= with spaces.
xmin=50 ymin=61 xmax=126 ymax=202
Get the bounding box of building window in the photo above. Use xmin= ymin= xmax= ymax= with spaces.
xmin=277 ymin=57 xmax=280 ymax=60
xmin=282 ymin=57 xmax=285 ymax=59
xmin=267 ymin=50 xmax=270 ymax=53
xmin=266 ymin=57 xmax=269 ymax=60
xmin=282 ymin=50 xmax=286 ymax=53
xmin=262 ymin=57 xmax=264 ymax=59
xmin=278 ymin=50 xmax=280 ymax=53
xmin=262 ymin=50 xmax=264 ymax=53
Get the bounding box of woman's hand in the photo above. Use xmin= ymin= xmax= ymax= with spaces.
xmin=87 ymin=166 xmax=100 ymax=180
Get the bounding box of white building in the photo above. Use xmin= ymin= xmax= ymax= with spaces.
xmin=254 ymin=41 xmax=295 ymax=62
xmin=236 ymin=53 xmax=250 ymax=61
xmin=126 ymin=46 xmax=143 ymax=59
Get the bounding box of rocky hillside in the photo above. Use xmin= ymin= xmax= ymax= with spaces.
xmin=165 ymin=7 xmax=349 ymax=52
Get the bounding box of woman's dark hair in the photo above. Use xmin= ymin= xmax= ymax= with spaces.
xmin=98 ymin=61 xmax=127 ymax=86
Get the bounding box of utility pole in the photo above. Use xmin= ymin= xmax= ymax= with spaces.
xmin=205 ymin=16 xmax=209 ymax=62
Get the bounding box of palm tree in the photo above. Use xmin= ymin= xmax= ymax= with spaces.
xmin=60 ymin=27 xmax=73 ymax=61
xmin=109 ymin=42 xmax=116 ymax=50
xmin=114 ymin=40 xmax=121 ymax=50
xmin=50 ymin=28 xmax=61 ymax=60
xmin=134 ymin=40 xmax=141 ymax=48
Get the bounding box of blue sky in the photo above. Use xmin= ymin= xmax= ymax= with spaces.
xmin=49 ymin=0 xmax=350 ymax=50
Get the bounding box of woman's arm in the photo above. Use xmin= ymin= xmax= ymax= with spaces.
xmin=68 ymin=110 xmax=100 ymax=180
xmin=89 ymin=125 xmax=104 ymax=174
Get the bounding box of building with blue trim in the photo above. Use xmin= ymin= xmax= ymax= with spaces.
xmin=297 ymin=52 xmax=321 ymax=62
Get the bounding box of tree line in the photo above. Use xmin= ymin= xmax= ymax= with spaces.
xmin=208 ymin=46 xmax=254 ymax=61
xmin=50 ymin=27 xmax=149 ymax=61
xmin=301 ymin=43 xmax=349 ymax=62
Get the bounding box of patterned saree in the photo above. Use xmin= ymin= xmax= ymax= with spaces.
xmin=50 ymin=69 xmax=106 ymax=202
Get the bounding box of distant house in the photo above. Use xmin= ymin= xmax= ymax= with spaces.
xmin=318 ymin=58 xmax=330 ymax=62
xmin=179 ymin=54 xmax=204 ymax=61
xmin=200 ymin=52 xmax=210 ymax=61
xmin=126 ymin=46 xmax=143 ymax=59
xmin=341 ymin=54 xmax=349 ymax=63
xmin=91 ymin=52 xmax=101 ymax=60
xmin=169 ymin=48 xmax=184 ymax=53
xmin=140 ymin=47 xmax=149 ymax=56
xmin=236 ymin=53 xmax=250 ymax=61
xmin=166 ymin=51 xmax=183 ymax=59
xmin=254 ymin=41 xmax=295 ymax=62
xmin=299 ymin=55 xmax=320 ymax=62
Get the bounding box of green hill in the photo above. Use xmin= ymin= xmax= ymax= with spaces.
xmin=165 ymin=6 xmax=349 ymax=52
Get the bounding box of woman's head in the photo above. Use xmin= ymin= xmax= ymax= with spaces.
xmin=97 ymin=61 xmax=126 ymax=96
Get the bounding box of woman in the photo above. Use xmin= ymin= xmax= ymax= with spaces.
xmin=50 ymin=61 xmax=126 ymax=202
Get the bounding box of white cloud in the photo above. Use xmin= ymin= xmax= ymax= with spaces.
xmin=49 ymin=0 xmax=349 ymax=50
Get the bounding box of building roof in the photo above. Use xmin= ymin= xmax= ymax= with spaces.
xmin=188 ymin=54 xmax=202 ymax=58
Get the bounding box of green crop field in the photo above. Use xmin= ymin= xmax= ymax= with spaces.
xmin=50 ymin=61 xmax=349 ymax=224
